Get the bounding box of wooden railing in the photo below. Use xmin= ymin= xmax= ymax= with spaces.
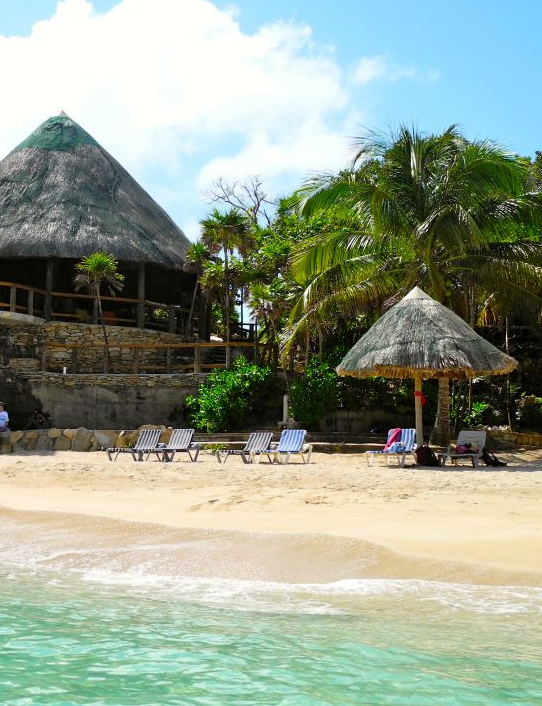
xmin=0 ymin=279 xmax=257 ymax=340
xmin=0 ymin=279 xmax=193 ymax=333
xmin=41 ymin=340 xmax=269 ymax=374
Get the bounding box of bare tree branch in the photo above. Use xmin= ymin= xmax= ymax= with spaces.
xmin=205 ymin=175 xmax=274 ymax=227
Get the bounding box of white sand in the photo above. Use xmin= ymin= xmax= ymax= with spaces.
xmin=0 ymin=449 xmax=541 ymax=585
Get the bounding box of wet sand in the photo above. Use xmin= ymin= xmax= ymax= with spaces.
xmin=0 ymin=449 xmax=541 ymax=585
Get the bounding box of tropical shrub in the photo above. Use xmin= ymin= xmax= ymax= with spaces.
xmin=184 ymin=356 xmax=274 ymax=432
xmin=290 ymin=359 xmax=339 ymax=429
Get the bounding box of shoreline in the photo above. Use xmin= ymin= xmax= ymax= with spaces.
xmin=1 ymin=450 xmax=541 ymax=586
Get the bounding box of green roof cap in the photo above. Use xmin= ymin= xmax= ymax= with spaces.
xmin=14 ymin=114 xmax=99 ymax=152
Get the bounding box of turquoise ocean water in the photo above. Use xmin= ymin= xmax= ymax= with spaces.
xmin=1 ymin=566 xmax=541 ymax=705
xmin=0 ymin=507 xmax=541 ymax=705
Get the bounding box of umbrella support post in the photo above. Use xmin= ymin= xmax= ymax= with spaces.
xmin=414 ymin=373 xmax=424 ymax=447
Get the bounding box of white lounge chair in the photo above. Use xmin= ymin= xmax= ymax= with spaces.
xmin=106 ymin=428 xmax=162 ymax=462
xmin=443 ymin=430 xmax=486 ymax=467
xmin=365 ymin=428 xmax=416 ymax=467
xmin=269 ymin=429 xmax=312 ymax=465
xmin=216 ymin=431 xmax=274 ymax=464
xmin=154 ymin=428 xmax=200 ymax=463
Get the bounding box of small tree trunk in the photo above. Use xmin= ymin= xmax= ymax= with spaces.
xmin=96 ymin=288 xmax=110 ymax=373
xmin=185 ymin=278 xmax=199 ymax=338
xmin=223 ymin=247 xmax=232 ymax=369
xmin=430 ymin=377 xmax=451 ymax=447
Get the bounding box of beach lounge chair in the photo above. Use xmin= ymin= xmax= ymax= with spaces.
xmin=216 ymin=431 xmax=274 ymax=464
xmin=106 ymin=428 xmax=162 ymax=462
xmin=365 ymin=428 xmax=416 ymax=467
xmin=268 ymin=428 xmax=312 ymax=464
xmin=442 ymin=430 xmax=486 ymax=467
xmin=155 ymin=428 xmax=200 ymax=463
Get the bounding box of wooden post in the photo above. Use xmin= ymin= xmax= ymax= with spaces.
xmin=9 ymin=287 xmax=16 ymax=312
xmin=414 ymin=373 xmax=424 ymax=448
xmin=44 ymin=259 xmax=54 ymax=321
xmin=27 ymin=290 xmax=34 ymax=316
xmin=168 ymin=306 xmax=176 ymax=334
xmin=71 ymin=348 xmax=78 ymax=374
xmin=193 ymin=344 xmax=201 ymax=373
xmin=137 ymin=263 xmax=146 ymax=329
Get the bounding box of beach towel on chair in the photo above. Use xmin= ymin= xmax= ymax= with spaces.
xmin=383 ymin=428 xmax=402 ymax=452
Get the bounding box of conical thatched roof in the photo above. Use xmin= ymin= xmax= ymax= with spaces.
xmin=337 ymin=287 xmax=517 ymax=380
xmin=0 ymin=114 xmax=190 ymax=268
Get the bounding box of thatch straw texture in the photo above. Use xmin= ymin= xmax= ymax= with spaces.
xmin=0 ymin=114 xmax=190 ymax=268
xmin=337 ymin=287 xmax=517 ymax=380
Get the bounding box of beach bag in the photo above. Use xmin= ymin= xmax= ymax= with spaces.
xmin=455 ymin=444 xmax=472 ymax=454
xmin=415 ymin=444 xmax=440 ymax=466
xmin=481 ymin=448 xmax=507 ymax=467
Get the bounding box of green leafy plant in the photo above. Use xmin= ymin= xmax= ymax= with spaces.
xmin=185 ymin=356 xmax=274 ymax=432
xmin=462 ymin=401 xmax=491 ymax=427
xmin=290 ymin=358 xmax=339 ymax=429
xmin=515 ymin=394 xmax=542 ymax=430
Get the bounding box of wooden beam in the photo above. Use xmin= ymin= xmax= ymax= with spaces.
xmin=44 ymin=259 xmax=54 ymax=321
xmin=137 ymin=264 xmax=145 ymax=329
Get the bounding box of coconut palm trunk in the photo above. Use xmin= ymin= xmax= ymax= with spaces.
xmin=431 ymin=377 xmax=451 ymax=446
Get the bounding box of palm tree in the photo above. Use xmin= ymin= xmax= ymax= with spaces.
xmin=288 ymin=125 xmax=542 ymax=444
xmin=182 ymin=240 xmax=211 ymax=338
xmin=200 ymin=208 xmax=252 ymax=367
xmin=74 ymin=252 xmax=124 ymax=371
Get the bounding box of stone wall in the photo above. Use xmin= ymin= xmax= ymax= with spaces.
xmin=0 ymin=426 xmax=173 ymax=454
xmin=320 ymin=407 xmax=415 ymax=434
xmin=19 ymin=372 xmax=205 ymax=429
xmin=487 ymin=428 xmax=542 ymax=449
xmin=0 ymin=320 xmax=208 ymax=374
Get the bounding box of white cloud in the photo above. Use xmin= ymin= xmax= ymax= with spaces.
xmin=354 ymin=56 xmax=388 ymax=84
xmin=353 ymin=54 xmax=438 ymax=86
xmin=0 ymin=0 xmax=434 ymax=237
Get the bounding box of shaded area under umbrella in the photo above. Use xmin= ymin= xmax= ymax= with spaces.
xmin=336 ymin=287 xmax=518 ymax=446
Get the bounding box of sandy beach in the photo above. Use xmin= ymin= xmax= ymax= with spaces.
xmin=1 ymin=448 xmax=541 ymax=586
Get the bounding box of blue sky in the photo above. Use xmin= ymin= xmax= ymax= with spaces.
xmin=0 ymin=0 xmax=540 ymax=241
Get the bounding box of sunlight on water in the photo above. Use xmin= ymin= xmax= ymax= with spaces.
xmin=0 ymin=569 xmax=541 ymax=706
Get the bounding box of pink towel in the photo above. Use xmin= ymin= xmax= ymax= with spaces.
xmin=383 ymin=428 xmax=402 ymax=452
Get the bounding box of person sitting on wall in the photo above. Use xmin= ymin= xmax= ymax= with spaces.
xmin=0 ymin=402 xmax=10 ymax=433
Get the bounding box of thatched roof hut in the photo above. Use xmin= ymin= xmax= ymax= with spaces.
xmin=0 ymin=113 xmax=190 ymax=267
xmin=337 ymin=287 xmax=517 ymax=380
xmin=0 ymin=113 xmax=192 ymax=314
xmin=337 ymin=287 xmax=517 ymax=446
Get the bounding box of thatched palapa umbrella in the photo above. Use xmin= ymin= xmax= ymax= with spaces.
xmin=336 ymin=287 xmax=518 ymax=446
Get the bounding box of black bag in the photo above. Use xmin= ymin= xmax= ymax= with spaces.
xmin=415 ymin=444 xmax=440 ymax=466
xmin=481 ymin=448 xmax=507 ymax=467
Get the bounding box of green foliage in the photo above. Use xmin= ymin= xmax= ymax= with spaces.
xmin=515 ymin=394 xmax=542 ymax=430
xmin=462 ymin=401 xmax=492 ymax=427
xmin=74 ymin=252 xmax=124 ymax=294
xmin=290 ymin=359 xmax=339 ymax=429
xmin=184 ymin=356 xmax=274 ymax=432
